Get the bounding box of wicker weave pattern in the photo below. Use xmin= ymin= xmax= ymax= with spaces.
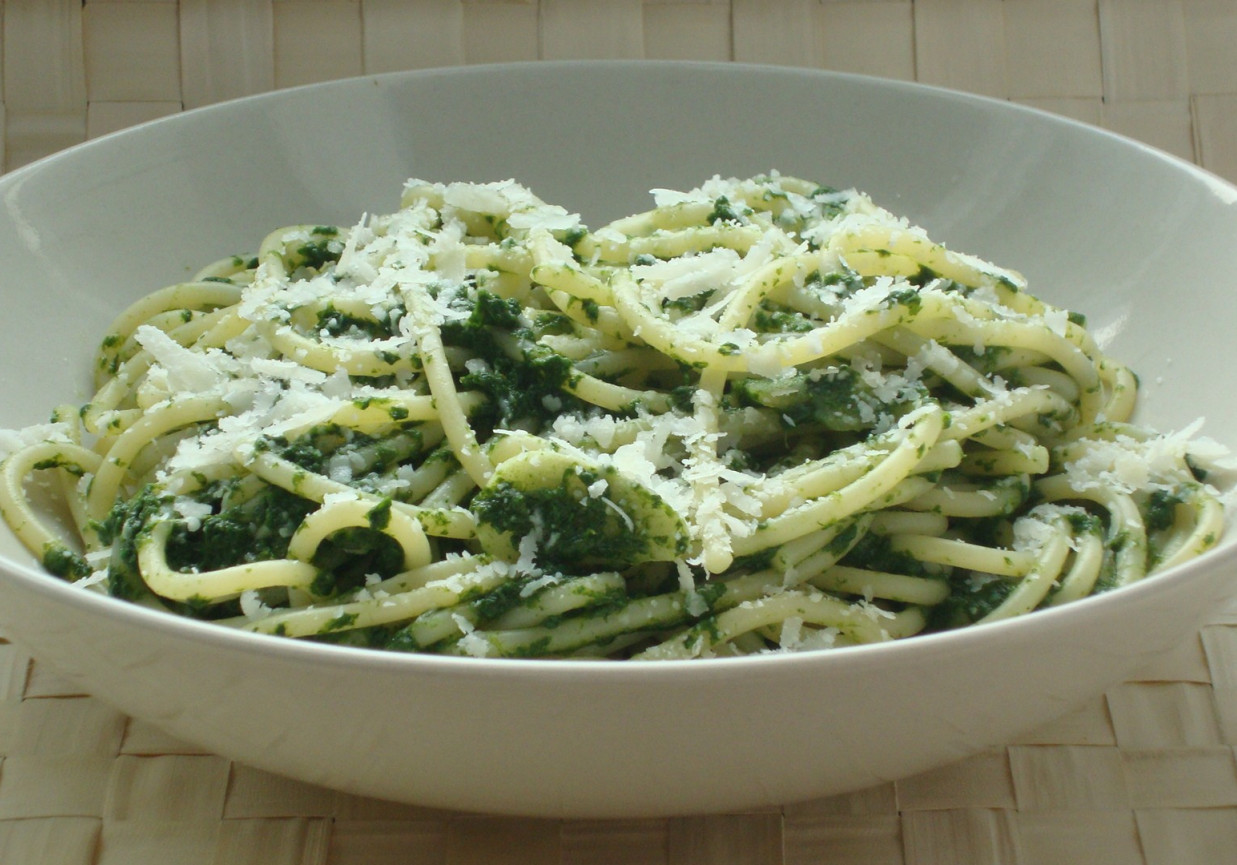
xmin=3 ymin=1 xmax=1237 ymax=862
xmin=0 ymin=0 xmax=1234 ymax=180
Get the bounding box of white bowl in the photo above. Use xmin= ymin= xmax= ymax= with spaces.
xmin=2 ymin=61 xmax=1236 ymax=818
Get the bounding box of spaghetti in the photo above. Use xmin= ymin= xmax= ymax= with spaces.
xmin=0 ymin=173 xmax=1226 ymax=659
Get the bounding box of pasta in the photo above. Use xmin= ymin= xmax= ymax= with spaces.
xmin=0 ymin=173 xmax=1227 ymax=659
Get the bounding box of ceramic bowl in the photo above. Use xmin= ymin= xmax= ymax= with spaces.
xmin=2 ymin=61 xmax=1236 ymax=818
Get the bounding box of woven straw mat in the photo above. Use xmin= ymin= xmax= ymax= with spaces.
xmin=3 ymin=2 xmax=1237 ymax=863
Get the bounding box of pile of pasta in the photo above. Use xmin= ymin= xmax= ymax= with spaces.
xmin=0 ymin=173 xmax=1227 ymax=659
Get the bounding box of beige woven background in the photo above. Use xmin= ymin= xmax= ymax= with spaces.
xmin=4 ymin=0 xmax=1237 ymax=182
xmin=3 ymin=1 xmax=1237 ymax=863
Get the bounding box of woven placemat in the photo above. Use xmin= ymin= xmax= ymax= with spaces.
xmin=3 ymin=2 xmax=1237 ymax=862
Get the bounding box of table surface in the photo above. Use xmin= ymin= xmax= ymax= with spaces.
xmin=3 ymin=2 xmax=1237 ymax=863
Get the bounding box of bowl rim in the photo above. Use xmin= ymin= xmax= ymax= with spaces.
xmin=2 ymin=58 xmax=1235 ymax=681
xmin=16 ymin=57 xmax=1237 ymax=205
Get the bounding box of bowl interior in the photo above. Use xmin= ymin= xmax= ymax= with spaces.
xmin=4 ymin=63 xmax=1232 ymax=436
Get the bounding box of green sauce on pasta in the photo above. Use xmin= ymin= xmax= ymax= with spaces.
xmin=0 ymin=173 xmax=1227 ymax=659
